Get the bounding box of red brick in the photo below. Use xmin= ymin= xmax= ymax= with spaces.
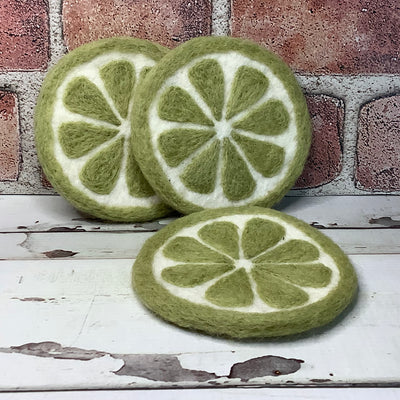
xmin=0 ymin=0 xmax=49 ymax=71
xmin=0 ymin=92 xmax=20 ymax=181
xmin=231 ymin=0 xmax=400 ymax=74
xmin=294 ymin=95 xmax=343 ymax=189
xmin=356 ymin=96 xmax=400 ymax=191
xmin=62 ymin=0 xmax=212 ymax=50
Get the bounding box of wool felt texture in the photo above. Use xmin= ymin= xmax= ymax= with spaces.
xmin=225 ymin=66 xmax=269 ymax=120
xmin=100 ymin=60 xmax=135 ymax=119
xmin=232 ymin=100 xmax=290 ymax=136
xmin=158 ymin=86 xmax=214 ymax=126
xmin=231 ymin=132 xmax=284 ymax=178
xmin=162 ymin=263 xmax=234 ymax=287
xmin=189 ymin=59 xmax=225 ymax=121
xmin=131 ymin=36 xmax=312 ymax=214
xmin=159 ymin=128 xmax=215 ymax=168
xmin=180 ymin=140 xmax=220 ymax=194
xmin=198 ymin=221 xmax=240 ymax=258
xmin=59 ymin=122 xmax=119 ymax=159
xmin=35 ymin=37 xmax=171 ymax=222
xmin=132 ymin=206 xmax=358 ymax=339
xmin=63 ymin=77 xmax=122 ymax=126
xmin=222 ymin=138 xmax=255 ymax=201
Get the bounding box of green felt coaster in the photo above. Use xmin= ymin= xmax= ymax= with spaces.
xmin=132 ymin=207 xmax=358 ymax=338
xmin=132 ymin=37 xmax=312 ymax=214
xmin=35 ymin=37 xmax=171 ymax=222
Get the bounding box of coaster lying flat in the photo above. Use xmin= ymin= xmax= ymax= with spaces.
xmin=132 ymin=37 xmax=311 ymax=214
xmin=35 ymin=37 xmax=171 ymax=221
xmin=133 ymin=207 xmax=357 ymax=338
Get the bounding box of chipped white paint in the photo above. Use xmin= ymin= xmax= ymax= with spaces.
xmin=1 ymin=388 xmax=400 ymax=400
xmin=0 ymin=195 xmax=174 ymax=233
xmin=0 ymin=194 xmax=400 ymax=394
xmin=1 ymin=196 xmax=400 ymax=260
xmin=0 ymin=255 xmax=400 ymax=390
xmin=2 ymin=229 xmax=400 ymax=260
xmin=3 ymin=231 xmax=154 ymax=260
xmin=2 ymin=195 xmax=400 ymax=233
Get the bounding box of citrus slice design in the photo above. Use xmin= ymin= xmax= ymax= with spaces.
xmin=35 ymin=37 xmax=171 ymax=221
xmin=133 ymin=207 xmax=357 ymax=338
xmin=132 ymin=37 xmax=312 ymax=214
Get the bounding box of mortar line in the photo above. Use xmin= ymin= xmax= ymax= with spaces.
xmin=290 ymin=74 xmax=400 ymax=196
xmin=48 ymin=0 xmax=68 ymax=66
xmin=2 ymin=0 xmax=400 ymax=196
xmin=0 ymin=0 xmax=66 ymax=195
xmin=0 ymin=72 xmax=49 ymax=194
xmin=211 ymin=0 xmax=231 ymax=36
xmin=340 ymin=96 xmax=362 ymax=193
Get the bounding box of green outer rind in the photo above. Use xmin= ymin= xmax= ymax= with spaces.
xmin=35 ymin=37 xmax=171 ymax=222
xmin=132 ymin=37 xmax=312 ymax=214
xmin=132 ymin=206 xmax=358 ymax=339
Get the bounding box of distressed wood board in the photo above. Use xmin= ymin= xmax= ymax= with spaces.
xmin=1 ymin=194 xmax=399 ymax=395
xmin=1 ymin=195 xmax=400 ymax=259
xmin=1 ymin=195 xmax=399 ymax=233
xmin=1 ymin=229 xmax=400 ymax=260
xmin=0 ymin=255 xmax=399 ymax=391
xmin=1 ymin=388 xmax=400 ymax=400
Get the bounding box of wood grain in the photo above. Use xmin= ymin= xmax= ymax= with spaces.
xmin=1 ymin=195 xmax=399 ymax=232
xmin=1 ymin=388 xmax=400 ymax=400
xmin=1 ymin=194 xmax=399 ymax=395
xmin=0 ymin=255 xmax=399 ymax=390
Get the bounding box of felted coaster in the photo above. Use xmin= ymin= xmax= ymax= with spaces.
xmin=132 ymin=206 xmax=357 ymax=339
xmin=35 ymin=37 xmax=171 ymax=222
xmin=132 ymin=36 xmax=312 ymax=215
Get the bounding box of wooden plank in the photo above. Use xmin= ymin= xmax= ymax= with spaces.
xmin=0 ymin=232 xmax=154 ymax=260
xmin=276 ymin=195 xmax=400 ymax=229
xmin=0 ymin=195 xmax=175 ymax=233
xmin=1 ymin=195 xmax=399 ymax=232
xmin=1 ymin=229 xmax=400 ymax=260
xmin=1 ymin=388 xmax=400 ymax=400
xmin=0 ymin=255 xmax=399 ymax=391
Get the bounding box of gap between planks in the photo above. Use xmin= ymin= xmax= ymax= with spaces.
xmin=0 ymin=256 xmax=399 ymax=390
xmin=0 ymin=388 xmax=399 ymax=400
xmin=0 ymin=228 xmax=399 ymax=260
xmin=1 ymin=195 xmax=400 ymax=233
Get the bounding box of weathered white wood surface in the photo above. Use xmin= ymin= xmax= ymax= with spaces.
xmin=0 ymin=255 xmax=399 ymax=391
xmin=1 ymin=195 xmax=399 ymax=259
xmin=1 ymin=229 xmax=400 ymax=260
xmin=0 ymin=194 xmax=399 ymax=396
xmin=1 ymin=195 xmax=399 ymax=232
xmin=1 ymin=388 xmax=400 ymax=400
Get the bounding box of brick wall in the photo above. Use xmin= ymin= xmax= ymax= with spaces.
xmin=0 ymin=0 xmax=399 ymax=195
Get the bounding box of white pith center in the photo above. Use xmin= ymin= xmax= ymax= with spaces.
xmin=214 ymin=119 xmax=232 ymax=140
xmin=235 ymin=258 xmax=253 ymax=273
xmin=119 ymin=118 xmax=131 ymax=138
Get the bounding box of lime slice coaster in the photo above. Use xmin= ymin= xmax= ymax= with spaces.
xmin=35 ymin=37 xmax=171 ymax=221
xmin=132 ymin=37 xmax=312 ymax=214
xmin=133 ymin=207 xmax=357 ymax=338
